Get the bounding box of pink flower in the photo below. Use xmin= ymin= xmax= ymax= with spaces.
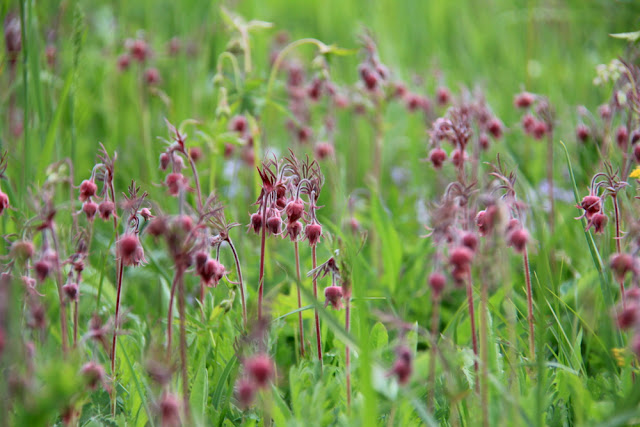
xmin=324 ymin=285 xmax=344 ymax=310
xmin=79 ymin=179 xmax=98 ymax=202
xmin=244 ymin=354 xmax=274 ymax=389
xmin=117 ymin=234 xmax=146 ymax=267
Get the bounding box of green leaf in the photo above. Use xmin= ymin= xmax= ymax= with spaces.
xmin=609 ymin=31 xmax=640 ymax=42
xmin=370 ymin=322 xmax=388 ymax=351
xmin=190 ymin=355 xmax=209 ymax=426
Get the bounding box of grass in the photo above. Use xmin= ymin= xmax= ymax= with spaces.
xmin=2 ymin=0 xmax=640 ymax=426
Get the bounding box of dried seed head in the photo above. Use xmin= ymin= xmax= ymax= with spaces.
xmin=428 ymin=272 xmax=446 ymax=297
xmin=63 ymin=282 xmax=79 ymax=301
xmin=429 ymin=148 xmax=447 ymax=169
xmin=244 ymin=354 xmax=274 ymax=389
xmin=79 ymin=180 xmax=98 ymax=202
xmin=83 ymin=201 xmax=99 ymax=221
xmin=98 ymin=200 xmax=116 ymax=221
xmin=324 ymin=285 xmax=344 ymax=310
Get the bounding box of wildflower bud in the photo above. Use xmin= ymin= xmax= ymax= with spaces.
xmin=219 ymin=298 xmax=233 ymax=313
xmin=147 ymin=217 xmax=167 ymax=236
xmin=315 ymin=142 xmax=334 ymax=160
xmin=476 ymin=209 xmax=494 ymax=236
xmin=79 ymin=180 xmax=98 ymax=202
xmin=305 ymin=222 xmax=322 ymax=246
xmin=189 ymin=146 xmax=202 ymax=163
xmin=63 ymin=282 xmax=79 ymax=301
xmin=487 ymin=118 xmax=503 ymax=139
xmin=405 ymin=93 xmax=421 ymax=112
xmin=324 ymin=285 xmax=344 ymax=310
xmin=532 ymin=120 xmax=547 ymax=140
xmin=388 ymin=346 xmax=412 ymax=385
xmin=284 ymin=220 xmax=303 ymax=242
xmin=244 ymin=354 xmax=274 ymax=389
xmin=632 ymin=334 xmax=640 ymax=358
xmin=634 ymin=145 xmax=640 ymax=164
xmin=201 ymin=258 xmax=225 ymax=287
xmin=610 ymin=253 xmax=637 ymax=282
xmin=82 ymin=201 xmax=98 ymax=221
xmin=4 ymin=14 xmax=21 ymax=65
xmin=139 ymin=207 xmax=153 ymax=221
xmin=617 ymin=303 xmax=638 ymax=329
xmin=248 ymin=212 xmax=262 ymax=234
xmin=165 ymin=173 xmax=187 ymax=196
xmin=117 ymin=234 xmax=146 ymax=267
xmin=285 ymin=199 xmax=304 ymax=222
xmin=129 ymin=39 xmax=149 ymax=62
xmin=297 ymin=126 xmax=312 ymax=143
xmin=235 ymin=378 xmax=257 ymax=410
xmin=159 ymin=392 xmax=181 ymax=427
xmin=632 ymin=129 xmax=640 ymax=145
xmin=393 ymin=82 xmax=407 ymax=98
xmin=598 ymin=104 xmax=612 ymax=121
xmin=428 ymin=272 xmax=446 ymax=297
xmin=451 ymin=149 xmax=467 ymax=168
xmin=514 ymin=92 xmax=534 ymax=108
xmin=449 ymin=246 xmax=474 ymax=271
xmin=521 ymin=114 xmax=536 ymax=134
xmin=436 ymin=87 xmax=450 ymax=106
xmin=117 ymin=53 xmax=131 ymax=71
xmin=159 ymin=152 xmax=171 ymax=171
xmin=194 ymin=251 xmax=208 ymax=273
xmin=98 ymin=200 xmax=116 ymax=221
xmin=508 ymin=228 xmax=530 ymax=253
xmin=11 ymin=240 xmax=34 ymax=260
xmin=585 ymin=212 xmax=608 ymax=234
xmin=307 ymin=78 xmax=323 ymax=101
xmin=144 ymin=68 xmax=161 ymax=85
xmin=579 ymin=195 xmax=601 ymax=220
xmin=0 ymin=190 xmax=10 ymax=215
xmin=34 ymin=259 xmax=52 ymax=282
xmin=176 ymin=214 xmax=193 ymax=232
xmin=461 ymin=232 xmax=478 ymax=252
xmin=81 ymin=362 xmax=106 ymax=391
xmin=616 ymin=125 xmax=629 ymax=149
xmin=479 ymin=133 xmax=490 ymax=151
xmin=266 ymin=213 xmax=282 ymax=235
xmin=229 ymin=115 xmax=248 ymax=134
xmin=429 ymin=148 xmax=447 ymax=169
xmin=359 ymin=66 xmax=378 ymax=90
xmin=576 ymin=124 xmax=590 ymax=142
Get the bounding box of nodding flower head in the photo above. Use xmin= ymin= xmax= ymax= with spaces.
xmin=248 ymin=212 xmax=262 ymax=234
xmin=165 ymin=173 xmax=188 ymax=196
xmin=147 ymin=216 xmax=167 ymax=237
xmin=79 ymin=179 xmax=98 ymax=202
xmin=388 ymin=345 xmax=412 ymax=385
xmin=451 ymin=149 xmax=468 ymax=168
xmin=63 ymin=282 xmax=79 ymax=302
xmin=284 ymin=220 xmax=303 ymax=242
xmin=579 ymin=195 xmax=601 ymax=220
xmin=159 ymin=392 xmax=181 ymax=427
xmin=617 ymin=303 xmax=639 ymax=329
xmin=514 ymin=92 xmax=534 ymax=109
xmin=117 ymin=233 xmax=146 ymax=267
xmin=235 ymin=377 xmax=257 ymax=410
xmin=437 ymin=87 xmax=451 ymax=106
xmin=576 ymin=124 xmax=590 ymax=143
xmin=194 ymin=251 xmax=209 ymax=273
xmin=324 ymin=285 xmax=344 ymax=310
xmin=285 ymin=198 xmax=305 ymax=222
xmin=229 ymin=115 xmax=248 ymax=134
xmin=617 ymin=125 xmax=629 ymax=149
xmin=0 ymin=190 xmax=9 ymax=215
xmin=117 ymin=53 xmax=131 ymax=71
xmin=429 ymin=148 xmax=447 ymax=169
xmin=315 ymin=142 xmax=335 ymax=161
xmin=82 ymin=201 xmax=98 ymax=221
xmin=34 ymin=259 xmax=52 ymax=282
xmin=11 ymin=240 xmax=34 ymax=260
xmin=266 ymin=209 xmax=282 ymax=235
xmin=305 ymin=221 xmax=323 ymax=246
xmin=159 ymin=152 xmax=171 ymax=171
xmin=476 ymin=206 xmax=499 ymax=236
xmin=200 ymin=258 xmax=225 ymax=287
xmin=610 ymin=253 xmax=637 ymax=282
xmin=521 ymin=114 xmax=536 ymax=134
xmin=244 ymin=353 xmax=274 ymax=389
xmin=428 ymin=272 xmax=446 ymax=297
xmin=507 ymin=228 xmax=530 ymax=253
xmin=128 ymin=39 xmax=149 ymax=63
xmin=585 ymin=212 xmax=608 ymax=234
xmin=487 ymin=118 xmax=503 ymax=139
xmin=81 ymin=362 xmax=106 ymax=391
xmin=461 ymin=232 xmax=478 ymax=252
xmin=449 ymin=246 xmax=474 ymax=282
xmin=144 ymin=67 xmax=161 ymax=86
xmin=98 ymin=200 xmax=116 ymax=221
xmin=532 ymin=120 xmax=548 ymax=140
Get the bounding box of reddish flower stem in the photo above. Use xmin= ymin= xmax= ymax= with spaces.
xmin=49 ymin=230 xmax=69 ymax=355
xmin=227 ymin=238 xmax=247 ymax=329
xmin=110 ymin=260 xmax=124 ymax=416
xmin=258 ymin=197 xmax=268 ymax=320
xmin=166 ymin=269 xmax=180 ymax=358
xmin=312 ymin=245 xmax=323 ymax=366
xmin=466 ymin=272 xmax=478 ymax=377
xmin=177 ymin=268 xmax=190 ymax=421
xmin=187 ymin=154 xmax=203 ymax=212
xmin=294 ymin=241 xmax=305 ymax=357
xmin=613 ymin=195 xmax=626 ymax=306
xmin=427 ymin=295 xmax=441 ymax=412
xmin=523 ymin=248 xmax=535 ymax=360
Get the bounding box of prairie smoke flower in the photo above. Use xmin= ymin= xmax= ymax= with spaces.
xmin=0 ymin=190 xmax=8 ymax=215
xmin=428 ymin=272 xmax=446 ymax=297
xmin=81 ymin=362 xmax=106 ymax=391
xmin=305 ymin=222 xmax=322 ymax=246
xmin=388 ymin=346 xmax=412 ymax=385
xmin=128 ymin=39 xmax=149 ymax=62
xmin=616 ymin=125 xmax=629 ymax=149
xmin=117 ymin=233 xmax=146 ymax=267
xmin=82 ymin=201 xmax=98 ymax=221
xmin=324 ymin=285 xmax=344 ymax=310
xmin=248 ymin=212 xmax=262 ymax=234
xmin=144 ymin=68 xmax=161 ymax=85
xmin=79 ymin=179 xmax=98 ymax=202
xmin=266 ymin=209 xmax=282 ymax=235
xmin=98 ymin=200 xmax=116 ymax=220
xmin=63 ymin=282 xmax=79 ymax=301
xmin=11 ymin=240 xmax=34 ymax=260
xmin=165 ymin=173 xmax=188 ymax=196
xmin=487 ymin=118 xmax=503 ymax=139
xmin=285 ymin=198 xmax=304 ymax=222
xmin=617 ymin=303 xmax=639 ymax=329
xmin=235 ymin=378 xmax=256 ymax=410
xmin=229 ymin=115 xmax=248 ymax=134
xmin=117 ymin=53 xmax=131 ymax=71
xmin=610 ymin=253 xmax=637 ymax=282
xmin=244 ymin=354 xmax=274 ymax=389
xmin=585 ymin=212 xmax=608 ymax=234
xmin=159 ymin=392 xmax=181 ymax=427
xmin=200 ymin=258 xmax=225 ymax=287
xmin=576 ymin=124 xmax=590 ymax=142
xmin=461 ymin=232 xmax=478 ymax=252
xmin=507 ymin=228 xmax=530 ymax=253
xmin=578 ymin=195 xmax=601 ymax=220
xmin=284 ymin=220 xmax=303 ymax=242
xmin=315 ymin=142 xmax=335 ymax=160
xmin=429 ymin=148 xmax=447 ymax=169
xmin=514 ymin=92 xmax=534 ymax=108
xmin=436 ymin=87 xmax=450 ymax=106
xmin=34 ymin=259 xmax=52 ymax=282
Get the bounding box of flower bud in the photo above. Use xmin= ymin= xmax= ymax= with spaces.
xmin=244 ymin=354 xmax=274 ymax=389
xmin=428 ymin=272 xmax=446 ymax=297
xmin=63 ymin=282 xmax=79 ymax=301
xmin=79 ymin=179 xmax=98 ymax=202
xmin=98 ymin=200 xmax=116 ymax=221
xmin=429 ymin=148 xmax=447 ymax=169
xmin=324 ymin=285 xmax=344 ymax=310
xmin=83 ymin=201 xmax=98 ymax=221
xmin=305 ymin=222 xmax=322 ymax=246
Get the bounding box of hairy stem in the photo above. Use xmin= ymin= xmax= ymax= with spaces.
xmin=294 ymin=241 xmax=305 ymax=357
xmin=312 ymin=245 xmax=323 ymax=366
xmin=258 ymin=198 xmax=267 ymax=320
xmin=228 ymin=238 xmax=247 ymax=329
